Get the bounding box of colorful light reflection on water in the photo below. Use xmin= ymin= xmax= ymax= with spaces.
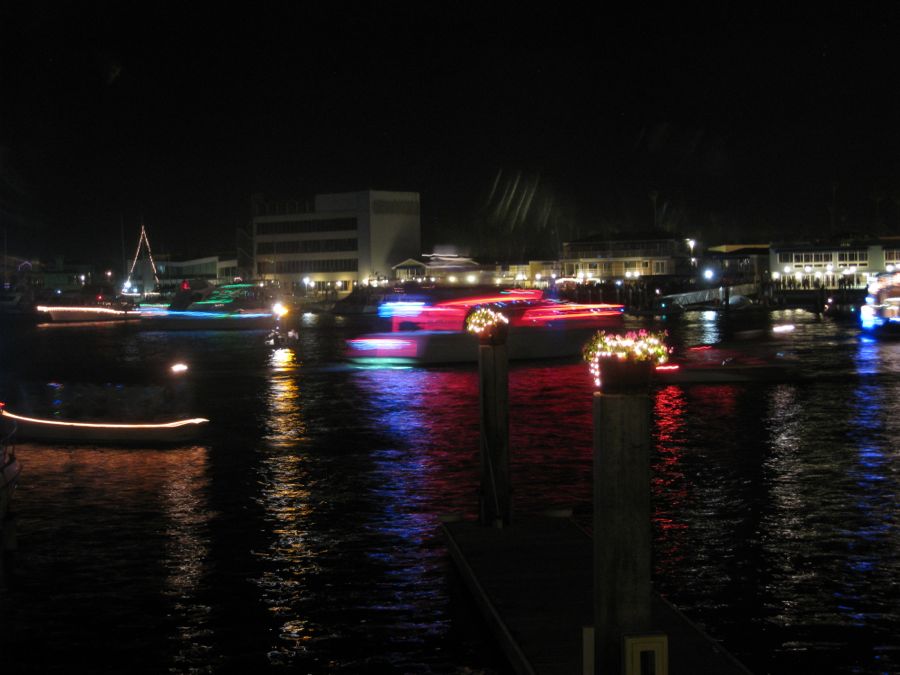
xmin=2 ymin=311 xmax=900 ymax=674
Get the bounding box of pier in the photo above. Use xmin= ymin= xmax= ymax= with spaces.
xmin=444 ymin=516 xmax=751 ymax=674
xmin=447 ymin=327 xmax=754 ymax=674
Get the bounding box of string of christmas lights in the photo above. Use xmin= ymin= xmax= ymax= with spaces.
xmin=583 ymin=330 xmax=670 ymax=387
xmin=465 ymin=307 xmax=509 ymax=335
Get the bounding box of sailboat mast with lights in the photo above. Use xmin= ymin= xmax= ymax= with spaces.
xmin=124 ymin=223 xmax=160 ymax=296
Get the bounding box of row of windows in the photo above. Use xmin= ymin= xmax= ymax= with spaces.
xmin=256 ymin=238 xmax=358 ymax=255
xmin=778 ymin=251 xmax=868 ymax=263
xmin=563 ymin=260 xmax=662 ymax=275
xmin=373 ymin=199 xmax=418 ymax=215
xmin=886 ymin=249 xmax=900 ymax=262
xmin=567 ymin=243 xmax=677 ymax=258
xmin=257 ymin=259 xmax=359 ymax=274
xmin=256 ymin=217 xmax=357 ymax=235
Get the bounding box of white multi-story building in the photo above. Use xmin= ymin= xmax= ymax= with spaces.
xmin=252 ymin=190 xmax=421 ymax=293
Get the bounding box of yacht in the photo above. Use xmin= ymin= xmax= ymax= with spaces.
xmin=346 ymin=288 xmax=625 ymax=365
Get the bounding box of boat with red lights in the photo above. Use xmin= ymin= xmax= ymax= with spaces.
xmin=345 ymin=289 xmax=625 ymax=365
xmin=0 ymin=403 xmax=209 ymax=445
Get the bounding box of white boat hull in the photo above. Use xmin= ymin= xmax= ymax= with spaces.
xmin=36 ymin=305 xmax=138 ymax=323
xmin=347 ymin=326 xmax=608 ymax=365
xmin=1 ymin=409 xmax=209 ymax=445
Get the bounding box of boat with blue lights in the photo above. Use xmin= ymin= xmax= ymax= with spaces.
xmin=860 ymin=272 xmax=900 ymax=336
xmin=345 ymin=289 xmax=625 ymax=365
xmin=138 ymin=283 xmax=288 ymax=331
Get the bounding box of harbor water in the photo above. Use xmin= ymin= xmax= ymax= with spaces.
xmin=1 ymin=309 xmax=898 ymax=674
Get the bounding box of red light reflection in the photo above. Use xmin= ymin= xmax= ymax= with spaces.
xmin=653 ymin=385 xmax=689 ymax=577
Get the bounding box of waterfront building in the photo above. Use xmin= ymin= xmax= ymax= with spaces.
xmin=391 ymin=253 xmax=492 ymax=285
xmin=559 ymin=232 xmax=693 ymax=281
xmin=769 ymin=238 xmax=883 ymax=288
xmin=252 ymin=190 xmax=421 ymax=294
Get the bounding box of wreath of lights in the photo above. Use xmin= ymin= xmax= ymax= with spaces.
xmin=583 ymin=330 xmax=670 ymax=387
xmin=465 ymin=307 xmax=509 ymax=335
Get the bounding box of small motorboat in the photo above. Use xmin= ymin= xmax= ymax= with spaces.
xmin=0 ymin=403 xmax=209 ymax=445
xmin=652 ymin=344 xmax=797 ymax=384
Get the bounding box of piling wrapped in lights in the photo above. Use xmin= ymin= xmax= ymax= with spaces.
xmin=583 ymin=330 xmax=670 ymax=390
xmin=465 ymin=306 xmax=510 ymax=345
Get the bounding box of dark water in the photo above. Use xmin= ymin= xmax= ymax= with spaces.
xmin=1 ymin=310 xmax=899 ymax=674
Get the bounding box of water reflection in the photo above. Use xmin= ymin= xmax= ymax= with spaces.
xmin=758 ymin=348 xmax=900 ymax=673
xmin=652 ymin=385 xmax=689 ymax=578
xmin=254 ymin=348 xmax=318 ymax=664
xmin=697 ymin=310 xmax=721 ymax=344
xmin=160 ymin=447 xmax=215 ymax=673
xmin=9 ymin=311 xmax=900 ymax=674
xmin=5 ymin=445 xmax=213 ymax=673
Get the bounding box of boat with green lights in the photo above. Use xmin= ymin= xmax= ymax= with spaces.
xmin=138 ymin=283 xmax=289 ymax=331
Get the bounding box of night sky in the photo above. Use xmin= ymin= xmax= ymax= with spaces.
xmin=2 ymin=4 xmax=900 ymax=266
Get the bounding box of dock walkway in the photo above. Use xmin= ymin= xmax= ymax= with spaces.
xmin=444 ymin=516 xmax=752 ymax=674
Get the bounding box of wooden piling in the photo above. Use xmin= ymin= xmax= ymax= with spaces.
xmin=478 ymin=342 xmax=511 ymax=527
xmin=593 ymin=390 xmax=653 ymax=674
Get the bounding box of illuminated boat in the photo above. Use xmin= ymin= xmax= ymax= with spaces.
xmin=346 ymin=289 xmax=625 ymax=365
xmin=36 ymin=304 xmax=139 ymax=324
xmin=34 ymin=285 xmax=138 ymax=324
xmin=860 ymin=272 xmax=900 ymax=336
xmin=0 ymin=403 xmax=209 ymax=445
xmin=139 ymin=283 xmax=289 ymax=331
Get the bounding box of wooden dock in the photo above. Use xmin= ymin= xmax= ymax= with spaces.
xmin=444 ymin=516 xmax=752 ymax=675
